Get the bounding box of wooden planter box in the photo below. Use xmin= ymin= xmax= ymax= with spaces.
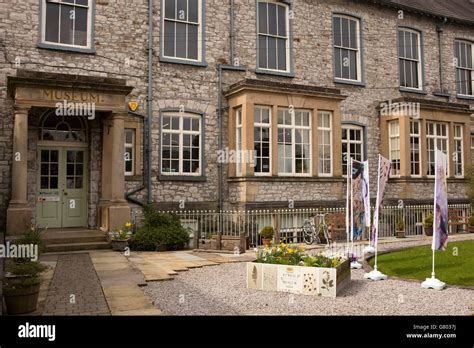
xmin=246 ymin=259 xmax=351 ymax=298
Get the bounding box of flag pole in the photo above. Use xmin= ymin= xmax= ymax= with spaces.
xmin=364 ymin=154 xmax=387 ymax=280
xmin=421 ymin=149 xmax=446 ymax=290
xmin=346 ymin=158 xmax=350 ymax=257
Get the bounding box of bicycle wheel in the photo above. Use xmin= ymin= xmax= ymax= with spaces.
xmin=302 ymin=220 xmax=315 ymax=245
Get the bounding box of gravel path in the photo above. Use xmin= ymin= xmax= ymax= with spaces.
xmin=144 ymin=235 xmax=474 ymax=316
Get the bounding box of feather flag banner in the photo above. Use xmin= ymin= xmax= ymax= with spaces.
xmin=433 ymin=150 xmax=449 ymax=251
xmin=372 ymin=155 xmax=391 ymax=246
xmin=351 ymin=160 xmax=370 ymax=241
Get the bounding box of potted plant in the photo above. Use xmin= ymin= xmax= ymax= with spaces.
xmin=395 ymin=219 xmax=405 ymax=238
xmin=4 ymin=260 xmax=47 ymax=315
xmin=423 ymin=213 xmax=434 ymax=236
xmin=468 ymin=213 xmax=474 ymax=233
xmin=111 ymin=222 xmax=132 ymax=251
xmin=260 ymin=226 xmax=274 ymax=247
xmin=3 ymin=225 xmax=47 ymax=315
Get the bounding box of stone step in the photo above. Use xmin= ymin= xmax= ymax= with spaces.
xmin=42 ymin=230 xmax=107 ymax=245
xmin=45 ymin=242 xmax=111 ymax=253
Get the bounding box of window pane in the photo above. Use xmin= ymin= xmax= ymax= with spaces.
xmin=163 ymin=21 xmax=175 ymax=57
xmin=175 ymin=22 xmax=187 ymax=58
xmin=188 ymin=24 xmax=198 ymax=60
xmin=277 ymin=4 xmax=286 ymax=37
xmin=334 ymin=47 xmax=342 ymax=78
xmin=411 ymin=32 xmax=419 ymax=60
xmin=399 ymin=59 xmax=405 ymax=86
xmin=76 ymin=0 xmax=88 ymax=5
xmin=258 ymin=2 xmax=267 ymax=34
xmin=349 ymin=50 xmax=357 ymax=80
xmin=341 ymin=48 xmax=349 ymax=79
xmin=398 ymin=30 xmax=405 ymax=58
xmin=45 ymin=3 xmax=60 ymax=43
xmin=258 ymin=36 xmax=267 ymax=69
xmin=188 ymin=0 xmax=199 ymax=22
xmin=267 ymin=36 xmax=277 ymax=70
xmin=60 ymin=5 xmax=74 ymax=45
xmin=268 ymin=3 xmax=277 ymax=36
xmin=277 ymin=38 xmax=286 ymax=71
xmin=177 ymin=0 xmax=187 ymax=21
xmin=341 ymin=18 xmax=349 ymax=48
xmin=348 ymin=19 xmax=357 ymax=49
xmin=74 ymin=7 xmax=88 ymax=46
xmin=165 ymin=0 xmax=176 ymax=19
xmin=333 ymin=17 xmax=341 ymax=46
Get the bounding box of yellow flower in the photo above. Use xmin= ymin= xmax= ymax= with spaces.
xmin=125 ymin=222 xmax=132 ymax=228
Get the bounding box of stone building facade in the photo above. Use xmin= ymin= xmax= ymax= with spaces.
xmin=0 ymin=0 xmax=473 ymax=235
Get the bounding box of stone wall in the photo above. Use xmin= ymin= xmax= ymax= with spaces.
xmin=0 ymin=0 xmax=473 ymax=231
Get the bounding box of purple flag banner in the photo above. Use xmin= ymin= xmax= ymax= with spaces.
xmin=372 ymin=155 xmax=391 ymax=245
xmin=433 ymin=150 xmax=448 ymax=251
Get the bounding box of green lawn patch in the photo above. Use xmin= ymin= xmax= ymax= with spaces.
xmin=369 ymin=240 xmax=474 ymax=286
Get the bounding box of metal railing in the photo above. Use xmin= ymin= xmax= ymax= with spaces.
xmin=158 ymin=204 xmax=472 ymax=247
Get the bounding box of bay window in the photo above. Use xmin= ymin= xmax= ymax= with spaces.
xmin=454 ymin=124 xmax=464 ymax=177
xmin=426 ymin=122 xmax=448 ymax=177
xmin=410 ymin=120 xmax=421 ymax=177
xmin=254 ymin=106 xmax=271 ymax=175
xmin=318 ymin=112 xmax=332 ymax=176
xmin=277 ymin=109 xmax=311 ymax=175
xmin=389 ymin=121 xmax=400 ymax=176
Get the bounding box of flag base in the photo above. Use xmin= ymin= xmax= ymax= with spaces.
xmin=363 ymin=245 xmax=376 ymax=254
xmin=350 ymin=261 xmax=362 ymax=269
xmin=364 ymin=269 xmax=388 ymax=281
xmin=421 ymin=277 xmax=446 ymax=290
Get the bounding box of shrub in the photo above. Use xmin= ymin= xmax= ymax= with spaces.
xmin=15 ymin=225 xmax=46 ymax=255
xmin=423 ymin=213 xmax=434 ymax=228
xmin=130 ymin=205 xmax=190 ymax=251
xmin=468 ymin=214 xmax=474 ymax=227
xmin=260 ymin=226 xmax=274 ymax=240
xmin=397 ymin=219 xmax=405 ymax=231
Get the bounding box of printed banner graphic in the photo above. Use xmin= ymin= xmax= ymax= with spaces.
xmin=433 ymin=150 xmax=448 ymax=251
xmin=351 ymin=160 xmax=369 ymax=241
xmin=372 ymin=155 xmax=391 ymax=245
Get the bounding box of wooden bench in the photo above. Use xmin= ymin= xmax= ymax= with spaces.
xmin=278 ymin=227 xmax=303 ymax=244
xmin=448 ymin=209 xmax=467 ymax=234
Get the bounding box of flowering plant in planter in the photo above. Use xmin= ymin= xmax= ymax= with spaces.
xmin=255 ymin=241 xmax=344 ymax=268
xmin=111 ymin=222 xmax=132 ymax=251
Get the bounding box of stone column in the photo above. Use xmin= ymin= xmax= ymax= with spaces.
xmin=7 ymin=106 xmax=33 ymax=235
xmin=99 ymin=112 xmax=130 ymax=231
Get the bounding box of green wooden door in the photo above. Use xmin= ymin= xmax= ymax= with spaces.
xmin=36 ymin=147 xmax=88 ymax=228
xmin=62 ymin=149 xmax=88 ymax=228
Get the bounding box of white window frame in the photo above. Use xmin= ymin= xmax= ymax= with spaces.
xmin=125 ymin=128 xmax=135 ymax=176
xmin=161 ymin=0 xmax=203 ymax=63
xmin=333 ymin=14 xmax=362 ymax=83
xmin=388 ymin=120 xmax=401 ymax=177
xmin=254 ymin=106 xmax=272 ymax=176
xmin=317 ymin=111 xmax=333 ymax=177
xmin=454 ymin=39 xmax=474 ymax=97
xmin=409 ymin=120 xmax=421 ymax=177
xmin=277 ymin=109 xmax=312 ymax=177
xmin=342 ymin=125 xmax=364 ymax=176
xmin=41 ymin=0 xmax=93 ymax=49
xmin=236 ymin=107 xmax=243 ymax=177
xmin=161 ymin=112 xmax=202 ymax=176
xmin=454 ymin=124 xmax=464 ymax=178
xmin=398 ymin=28 xmax=423 ymax=91
xmin=257 ymin=0 xmax=291 ymax=73
xmin=426 ymin=121 xmax=449 ymax=177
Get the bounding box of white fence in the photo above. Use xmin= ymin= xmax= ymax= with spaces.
xmin=161 ymin=204 xmax=472 ymax=247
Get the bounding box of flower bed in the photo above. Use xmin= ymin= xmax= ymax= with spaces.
xmin=247 ymin=243 xmax=351 ymax=298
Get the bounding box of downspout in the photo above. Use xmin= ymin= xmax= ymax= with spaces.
xmin=229 ymin=0 xmax=235 ymax=64
xmin=125 ymin=111 xmax=147 ymax=207
xmin=147 ymin=0 xmax=154 ymax=204
xmin=436 ymin=17 xmax=448 ymax=94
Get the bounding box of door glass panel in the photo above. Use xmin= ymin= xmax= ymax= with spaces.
xmin=75 ymin=177 xmax=83 ymax=189
xmin=41 ymin=177 xmax=49 ymax=189
xmin=50 ymin=177 xmax=58 ymax=189
xmin=50 ymin=164 xmax=58 ymax=176
xmin=67 ymin=177 xmax=75 ymax=189
xmin=67 ymin=164 xmax=74 ymax=176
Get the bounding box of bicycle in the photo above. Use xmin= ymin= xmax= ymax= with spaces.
xmin=302 ymin=214 xmax=331 ymax=246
